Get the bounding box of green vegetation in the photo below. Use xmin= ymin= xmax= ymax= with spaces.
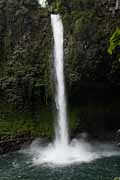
xmin=114 ymin=178 xmax=120 ymax=180
xmin=0 ymin=110 xmax=54 ymax=140
xmin=108 ymin=28 xmax=120 ymax=55
xmin=0 ymin=109 xmax=81 ymax=140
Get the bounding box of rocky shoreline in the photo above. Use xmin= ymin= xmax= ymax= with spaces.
xmin=0 ymin=134 xmax=34 ymax=155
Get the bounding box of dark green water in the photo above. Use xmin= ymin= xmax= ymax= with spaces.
xmin=0 ymin=152 xmax=120 ymax=180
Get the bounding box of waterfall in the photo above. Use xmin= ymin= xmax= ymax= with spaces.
xmin=30 ymin=6 xmax=120 ymax=165
xmin=51 ymin=14 xmax=69 ymax=146
xmin=31 ymin=13 xmax=98 ymax=165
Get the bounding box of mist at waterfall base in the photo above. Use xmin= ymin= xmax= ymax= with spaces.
xmin=24 ymin=14 xmax=120 ymax=166
xmin=28 ymin=138 xmax=120 ymax=166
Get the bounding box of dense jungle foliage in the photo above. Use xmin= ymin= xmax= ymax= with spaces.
xmin=0 ymin=0 xmax=120 ymax=140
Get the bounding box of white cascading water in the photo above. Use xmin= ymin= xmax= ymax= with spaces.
xmin=29 ymin=10 xmax=120 ymax=166
xmin=51 ymin=14 xmax=69 ymax=147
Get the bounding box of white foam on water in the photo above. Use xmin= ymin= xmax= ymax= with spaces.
xmin=29 ymin=139 xmax=120 ymax=166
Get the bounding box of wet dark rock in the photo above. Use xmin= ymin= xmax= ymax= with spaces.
xmin=31 ymin=138 xmax=50 ymax=148
xmin=117 ymin=143 xmax=120 ymax=147
xmin=0 ymin=134 xmax=34 ymax=155
xmin=116 ymin=129 xmax=120 ymax=146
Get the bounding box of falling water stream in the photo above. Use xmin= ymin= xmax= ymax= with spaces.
xmin=51 ymin=14 xmax=69 ymax=147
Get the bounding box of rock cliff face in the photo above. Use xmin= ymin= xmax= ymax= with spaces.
xmin=0 ymin=0 xmax=120 ymax=138
xmin=61 ymin=0 xmax=120 ymax=135
xmin=0 ymin=0 xmax=52 ymax=113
